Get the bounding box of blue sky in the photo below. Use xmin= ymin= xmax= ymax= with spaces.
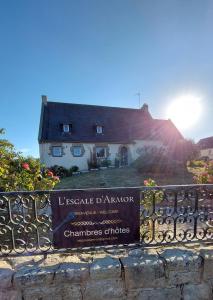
xmin=0 ymin=0 xmax=213 ymax=157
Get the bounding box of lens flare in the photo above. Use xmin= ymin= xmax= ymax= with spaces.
xmin=166 ymin=94 xmax=202 ymax=130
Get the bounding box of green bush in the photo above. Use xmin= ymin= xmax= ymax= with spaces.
xmin=100 ymin=159 xmax=111 ymax=167
xmin=188 ymin=160 xmax=206 ymax=168
xmin=132 ymin=151 xmax=185 ymax=175
xmin=193 ymin=160 xmax=213 ymax=184
xmin=0 ymin=129 xmax=59 ymax=192
xmin=49 ymin=165 xmax=71 ymax=178
xmin=70 ymin=165 xmax=79 ymax=172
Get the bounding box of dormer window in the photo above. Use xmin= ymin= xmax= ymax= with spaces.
xmin=60 ymin=123 xmax=72 ymax=133
xmin=96 ymin=125 xmax=103 ymax=134
xmin=63 ymin=124 xmax=70 ymax=132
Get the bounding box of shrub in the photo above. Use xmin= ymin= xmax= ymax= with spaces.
xmin=100 ymin=159 xmax=111 ymax=167
xmin=140 ymin=178 xmax=163 ymax=240
xmin=0 ymin=129 xmax=59 ymax=191
xmin=49 ymin=165 xmax=70 ymax=178
xmin=168 ymin=139 xmax=198 ymax=162
xmin=193 ymin=160 xmax=213 ymax=184
xmin=132 ymin=150 xmax=185 ymax=175
xmin=188 ymin=160 xmax=206 ymax=168
xmin=70 ymin=165 xmax=79 ymax=172
xmin=141 ymin=178 xmax=163 ymax=209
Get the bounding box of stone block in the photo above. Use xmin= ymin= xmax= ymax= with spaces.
xmin=160 ymin=249 xmax=202 ymax=272
xmin=0 ymin=289 xmax=22 ymax=300
xmin=6 ymin=255 xmax=44 ymax=269
xmin=128 ymin=249 xmax=144 ymax=257
xmin=22 ymin=284 xmax=82 ymax=300
xmin=90 ymin=256 xmax=121 ymax=280
xmin=55 ymin=262 xmax=89 ymax=284
xmin=0 ymin=261 xmax=14 ymax=289
xmin=160 ymin=248 xmax=202 ymax=285
xmin=132 ymin=287 xmax=181 ymax=300
xmin=183 ymin=283 xmax=212 ymax=300
xmin=167 ymin=270 xmax=201 ymax=285
xmin=121 ymin=254 xmax=166 ymax=290
xmin=14 ymin=264 xmax=58 ymax=288
xmin=200 ymin=249 xmax=213 ymax=280
xmin=83 ymin=278 xmax=125 ymax=300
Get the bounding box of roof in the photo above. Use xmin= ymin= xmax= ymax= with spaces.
xmin=38 ymin=99 xmax=183 ymax=145
xmin=197 ymin=136 xmax=213 ymax=149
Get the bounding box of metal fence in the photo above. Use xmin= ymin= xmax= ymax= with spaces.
xmin=0 ymin=184 xmax=212 ymax=256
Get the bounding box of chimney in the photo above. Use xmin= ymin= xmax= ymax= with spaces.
xmin=141 ymin=103 xmax=149 ymax=112
xmin=141 ymin=103 xmax=152 ymax=119
xmin=41 ymin=95 xmax=48 ymax=105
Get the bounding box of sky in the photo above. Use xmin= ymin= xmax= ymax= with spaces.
xmin=0 ymin=0 xmax=213 ymax=157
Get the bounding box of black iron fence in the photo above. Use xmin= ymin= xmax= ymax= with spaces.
xmin=0 ymin=184 xmax=212 ymax=256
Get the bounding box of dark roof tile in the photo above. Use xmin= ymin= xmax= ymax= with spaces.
xmin=197 ymin=136 xmax=213 ymax=149
xmin=39 ymin=101 xmax=183 ymax=144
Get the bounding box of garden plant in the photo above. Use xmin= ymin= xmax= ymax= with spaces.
xmin=0 ymin=129 xmax=59 ymax=192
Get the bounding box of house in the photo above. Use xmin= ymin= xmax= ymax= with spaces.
xmin=38 ymin=95 xmax=183 ymax=170
xmin=197 ymin=137 xmax=213 ymax=160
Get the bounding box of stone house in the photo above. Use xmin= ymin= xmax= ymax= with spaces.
xmin=38 ymin=95 xmax=183 ymax=170
xmin=197 ymin=136 xmax=213 ymax=160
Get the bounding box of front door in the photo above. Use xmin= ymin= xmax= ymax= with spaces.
xmin=120 ymin=146 xmax=128 ymax=166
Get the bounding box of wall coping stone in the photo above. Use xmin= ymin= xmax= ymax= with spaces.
xmin=0 ymin=245 xmax=212 ymax=300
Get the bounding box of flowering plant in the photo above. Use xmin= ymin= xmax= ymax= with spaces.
xmin=141 ymin=178 xmax=163 ymax=209
xmin=193 ymin=161 xmax=213 ymax=184
xmin=144 ymin=178 xmax=157 ymax=187
xmin=0 ymin=129 xmax=60 ymax=192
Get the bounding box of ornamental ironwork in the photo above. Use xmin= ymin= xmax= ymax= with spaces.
xmin=0 ymin=184 xmax=212 ymax=256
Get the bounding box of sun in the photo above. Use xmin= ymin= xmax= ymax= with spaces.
xmin=166 ymin=94 xmax=202 ymax=130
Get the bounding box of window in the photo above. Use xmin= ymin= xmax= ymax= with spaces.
xmin=96 ymin=147 xmax=106 ymax=158
xmin=73 ymin=146 xmax=82 ymax=157
xmin=63 ymin=124 xmax=70 ymax=132
xmin=96 ymin=125 xmax=103 ymax=134
xmin=71 ymin=145 xmax=85 ymax=157
xmin=52 ymin=146 xmax=62 ymax=157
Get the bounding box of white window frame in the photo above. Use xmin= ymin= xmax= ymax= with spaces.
xmin=96 ymin=146 xmax=106 ymax=158
xmin=96 ymin=125 xmax=103 ymax=134
xmin=52 ymin=146 xmax=62 ymax=157
xmin=73 ymin=146 xmax=82 ymax=157
xmin=63 ymin=124 xmax=70 ymax=133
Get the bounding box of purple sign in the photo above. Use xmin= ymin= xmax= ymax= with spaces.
xmin=51 ymin=188 xmax=140 ymax=248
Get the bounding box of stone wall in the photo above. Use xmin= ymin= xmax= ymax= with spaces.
xmin=0 ymin=246 xmax=213 ymax=300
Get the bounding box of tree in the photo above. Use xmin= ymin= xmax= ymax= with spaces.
xmin=0 ymin=129 xmax=59 ymax=192
xmin=169 ymin=139 xmax=198 ymax=163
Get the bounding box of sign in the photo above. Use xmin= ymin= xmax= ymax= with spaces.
xmin=51 ymin=188 xmax=140 ymax=249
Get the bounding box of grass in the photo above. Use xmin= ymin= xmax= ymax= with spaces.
xmin=55 ymin=166 xmax=194 ymax=190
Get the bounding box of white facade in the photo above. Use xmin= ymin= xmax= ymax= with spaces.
xmin=39 ymin=140 xmax=164 ymax=171
xmin=200 ymin=148 xmax=213 ymax=160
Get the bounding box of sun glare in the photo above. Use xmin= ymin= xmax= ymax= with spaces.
xmin=166 ymin=94 xmax=202 ymax=130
